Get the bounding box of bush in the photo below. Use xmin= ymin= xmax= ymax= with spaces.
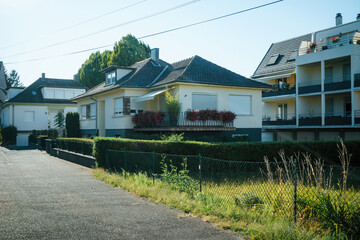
xmin=93 ymin=137 xmax=360 ymax=168
xmin=57 ymin=138 xmax=94 ymax=156
xmin=66 ymin=112 xmax=81 ymax=138
xmin=131 ymin=111 xmax=165 ymax=128
xmin=2 ymin=126 xmax=17 ymax=145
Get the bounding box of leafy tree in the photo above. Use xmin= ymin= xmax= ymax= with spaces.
xmin=54 ymin=111 xmax=65 ymax=129
xmin=78 ymin=34 xmax=151 ymax=89
xmin=65 ymin=112 xmax=81 ymax=138
xmin=5 ymin=69 xmax=23 ymax=88
xmin=109 ymin=34 xmax=151 ymax=66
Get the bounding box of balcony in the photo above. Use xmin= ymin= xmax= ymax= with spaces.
xmin=355 ymin=110 xmax=360 ymax=125
xmin=355 ymin=73 xmax=360 ymax=88
xmin=299 ymin=33 xmax=360 ymax=56
xmin=299 ymin=114 xmax=322 ymax=126
xmin=132 ymin=111 xmax=235 ymax=132
xmin=262 ymin=114 xmax=296 ymax=126
xmin=324 ymin=76 xmax=351 ymax=92
xmin=325 ymin=112 xmax=351 ymax=126
xmin=262 ymin=83 xmax=295 ymax=98
xmin=298 ymin=80 xmax=321 ymax=94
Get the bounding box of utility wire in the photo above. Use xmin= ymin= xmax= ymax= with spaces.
xmin=0 ymin=0 xmax=148 ymax=50
xmin=4 ymin=0 xmax=283 ymax=65
xmin=1 ymin=0 xmax=201 ymax=59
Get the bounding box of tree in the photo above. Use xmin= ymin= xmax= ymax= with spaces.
xmin=65 ymin=112 xmax=81 ymax=138
xmin=5 ymin=69 xmax=24 ymax=88
xmin=109 ymin=34 xmax=151 ymax=66
xmin=54 ymin=111 xmax=65 ymax=129
xmin=78 ymin=34 xmax=151 ymax=89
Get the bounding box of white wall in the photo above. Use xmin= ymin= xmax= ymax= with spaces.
xmin=13 ymin=105 xmax=48 ymax=131
xmin=298 ymin=96 xmax=321 ymax=115
xmin=1 ymin=106 xmax=11 ymax=126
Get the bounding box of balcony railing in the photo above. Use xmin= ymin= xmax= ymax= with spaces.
xmin=299 ymin=113 xmax=322 ymax=126
xmin=324 ymin=76 xmax=351 ymax=91
xmin=325 ymin=112 xmax=352 ymax=125
xmin=355 ymin=110 xmax=360 ymax=125
xmin=262 ymin=83 xmax=296 ymax=98
xmin=132 ymin=111 xmax=235 ymax=131
xmin=355 ymin=73 xmax=360 ymax=87
xmin=298 ymin=80 xmax=321 ymax=94
xmin=299 ymin=34 xmax=360 ymax=55
xmin=262 ymin=114 xmax=296 ymax=126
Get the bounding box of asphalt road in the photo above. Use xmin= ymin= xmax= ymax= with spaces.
xmin=0 ymin=147 xmax=241 ymax=240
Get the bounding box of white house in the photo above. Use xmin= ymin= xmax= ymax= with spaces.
xmin=0 ymin=73 xmax=87 ymax=146
xmin=72 ymin=49 xmax=270 ymax=141
xmin=252 ymin=13 xmax=360 ymax=141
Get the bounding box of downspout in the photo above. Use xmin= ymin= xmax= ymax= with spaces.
xmin=90 ymin=96 xmax=98 ymax=136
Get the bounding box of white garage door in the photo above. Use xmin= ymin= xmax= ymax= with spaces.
xmin=262 ymin=132 xmax=273 ymax=142
xmin=16 ymin=133 xmax=29 ymax=146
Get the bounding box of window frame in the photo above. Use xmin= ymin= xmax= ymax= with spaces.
xmin=114 ymin=97 xmax=124 ymax=116
xmin=106 ymin=71 xmax=116 ymax=85
xmin=229 ymin=95 xmax=252 ymax=115
xmin=191 ymin=93 xmax=218 ymax=111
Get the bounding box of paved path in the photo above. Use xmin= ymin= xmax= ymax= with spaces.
xmin=0 ymin=147 xmax=241 ymax=240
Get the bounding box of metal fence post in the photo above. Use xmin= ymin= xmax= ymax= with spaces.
xmin=199 ymin=153 xmax=202 ymax=193
xmin=105 ymin=149 xmax=109 ymax=171
xmin=152 ymin=151 xmax=155 ymax=185
xmin=293 ymin=158 xmax=297 ymax=223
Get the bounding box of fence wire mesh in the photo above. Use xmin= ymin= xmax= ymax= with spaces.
xmin=105 ymin=149 xmax=360 ymax=223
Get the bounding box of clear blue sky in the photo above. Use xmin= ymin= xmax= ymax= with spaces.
xmin=0 ymin=0 xmax=359 ymax=86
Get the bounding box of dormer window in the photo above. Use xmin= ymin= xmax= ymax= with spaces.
xmin=106 ymin=71 xmax=116 ymax=85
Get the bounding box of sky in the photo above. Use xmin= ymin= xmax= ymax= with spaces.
xmin=0 ymin=0 xmax=359 ymax=87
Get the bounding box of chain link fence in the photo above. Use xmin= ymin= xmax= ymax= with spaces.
xmin=105 ymin=149 xmax=360 ymax=224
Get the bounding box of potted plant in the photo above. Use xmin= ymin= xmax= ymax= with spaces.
xmin=165 ymin=88 xmax=181 ymax=126
xmin=309 ymin=42 xmax=316 ymax=49
xmin=331 ymin=37 xmax=340 ymax=43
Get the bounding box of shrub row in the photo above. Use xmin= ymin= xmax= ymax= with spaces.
xmin=93 ymin=137 xmax=360 ymax=168
xmin=56 ymin=138 xmax=94 ymax=156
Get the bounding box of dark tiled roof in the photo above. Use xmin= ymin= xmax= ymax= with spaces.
xmin=74 ymin=55 xmax=270 ymax=100
xmin=252 ymin=34 xmax=312 ymax=79
xmin=3 ymin=77 xmax=87 ymax=105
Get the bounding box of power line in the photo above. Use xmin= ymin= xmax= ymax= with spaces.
xmin=0 ymin=0 xmax=148 ymax=51
xmin=1 ymin=0 xmax=201 ymax=59
xmin=4 ymin=0 xmax=284 ymax=65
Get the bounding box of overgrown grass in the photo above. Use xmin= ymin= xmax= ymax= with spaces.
xmin=93 ymin=169 xmax=336 ymax=240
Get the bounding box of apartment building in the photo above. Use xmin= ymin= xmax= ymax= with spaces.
xmin=252 ymin=13 xmax=360 ymax=141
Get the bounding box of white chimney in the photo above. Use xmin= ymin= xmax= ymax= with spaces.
xmin=151 ymin=48 xmax=159 ymax=65
xmin=357 ymin=13 xmax=360 ymax=21
xmin=336 ymin=13 xmax=343 ymax=26
xmin=73 ymin=74 xmax=79 ymax=82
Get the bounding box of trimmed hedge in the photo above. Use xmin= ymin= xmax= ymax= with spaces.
xmin=93 ymin=137 xmax=360 ymax=168
xmin=2 ymin=125 xmax=17 ymax=145
xmin=56 ymin=138 xmax=94 ymax=156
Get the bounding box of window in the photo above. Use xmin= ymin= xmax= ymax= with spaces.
xmin=65 ymin=90 xmax=74 ymax=99
xmin=114 ymin=98 xmax=124 ymax=116
xmin=287 ymin=50 xmax=298 ymax=62
xmin=24 ymin=111 xmax=35 ymax=122
xmin=81 ymin=104 xmax=96 ymax=119
xmin=325 ymin=67 xmax=333 ymax=83
xmin=277 ymin=103 xmax=288 ymax=120
xmin=44 ymin=89 xmax=55 ymax=98
xmin=267 ymin=54 xmax=279 ymax=65
xmin=106 ymin=71 xmax=116 ymax=85
xmin=192 ymin=94 xmax=217 ymax=110
xmin=326 ymin=98 xmax=334 ymax=116
xmin=229 ymin=95 xmax=251 ymax=115
xmin=343 ymin=64 xmax=351 ymax=81
xmin=55 ymin=89 xmax=65 ymax=99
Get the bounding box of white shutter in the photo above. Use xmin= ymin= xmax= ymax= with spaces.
xmin=114 ymin=98 xmax=123 ymax=116
xmin=90 ymin=104 xmax=96 ymax=119
xmin=229 ymin=95 xmax=251 ymax=115
xmin=192 ymin=94 xmax=217 ymax=110
xmin=65 ymin=90 xmax=74 ymax=99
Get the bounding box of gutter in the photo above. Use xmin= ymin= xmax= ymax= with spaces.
xmin=90 ymin=96 xmax=98 ymax=136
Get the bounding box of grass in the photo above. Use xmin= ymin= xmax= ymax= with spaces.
xmin=93 ymin=168 xmax=337 ymax=240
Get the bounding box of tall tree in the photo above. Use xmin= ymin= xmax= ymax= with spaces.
xmin=5 ymin=69 xmax=23 ymax=88
xmin=78 ymin=34 xmax=151 ymax=89
xmin=109 ymin=34 xmax=151 ymax=66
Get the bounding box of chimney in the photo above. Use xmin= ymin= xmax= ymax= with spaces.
xmin=41 ymin=73 xmax=45 ymax=79
xmin=357 ymin=13 xmax=360 ymax=21
xmin=336 ymin=13 xmax=343 ymax=26
xmin=151 ymin=48 xmax=159 ymax=65
xmin=73 ymin=74 xmax=79 ymax=82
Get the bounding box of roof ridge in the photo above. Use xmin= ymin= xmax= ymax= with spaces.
xmin=174 ymin=56 xmax=195 ymax=81
xmin=119 ymin=59 xmax=153 ymax=87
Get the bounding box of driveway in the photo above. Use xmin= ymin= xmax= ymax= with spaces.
xmin=0 ymin=147 xmax=241 ymax=240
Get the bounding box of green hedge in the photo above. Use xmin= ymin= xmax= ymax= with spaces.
xmin=93 ymin=137 xmax=360 ymax=168
xmin=66 ymin=113 xmax=81 ymax=138
xmin=2 ymin=126 xmax=17 ymax=145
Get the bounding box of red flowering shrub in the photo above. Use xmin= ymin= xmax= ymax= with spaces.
xmin=185 ymin=109 xmax=235 ymax=124
xmin=132 ymin=111 xmax=165 ymax=127
xmin=220 ymin=111 xmax=236 ymax=123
